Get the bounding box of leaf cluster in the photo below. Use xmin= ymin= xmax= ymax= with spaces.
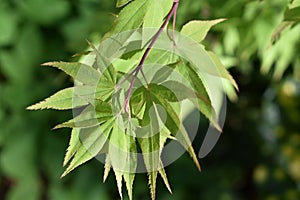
xmin=27 ymin=0 xmax=237 ymax=199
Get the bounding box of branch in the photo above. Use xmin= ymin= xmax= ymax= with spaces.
xmin=124 ymin=0 xmax=180 ymax=113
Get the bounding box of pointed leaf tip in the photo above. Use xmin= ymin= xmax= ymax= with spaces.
xmin=41 ymin=61 xmax=56 ymax=67
xmin=114 ymin=171 xmax=123 ymax=199
xmin=148 ymin=172 xmax=157 ymax=200
xmin=158 ymin=165 xmax=172 ymax=194
xmin=103 ymin=156 xmax=111 ymax=183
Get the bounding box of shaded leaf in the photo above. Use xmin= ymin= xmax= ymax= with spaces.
xmin=269 ymin=21 xmax=294 ymax=46
xmin=284 ymin=6 xmax=300 ymax=22
xmin=148 ymin=83 xmax=178 ymax=102
xmin=151 ymin=66 xmax=173 ymax=84
xmin=18 ymin=0 xmax=70 ymax=25
xmin=116 ymin=0 xmax=133 ymax=8
xmin=207 ymin=51 xmax=238 ymax=90
xmin=130 ymin=86 xmax=147 ymax=117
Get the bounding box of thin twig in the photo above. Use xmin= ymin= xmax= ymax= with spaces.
xmin=124 ymin=0 xmax=180 ymax=113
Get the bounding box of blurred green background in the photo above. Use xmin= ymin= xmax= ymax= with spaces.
xmin=0 ymin=0 xmax=299 ymax=199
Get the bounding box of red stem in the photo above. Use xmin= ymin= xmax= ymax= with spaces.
xmin=124 ymin=0 xmax=180 ymax=113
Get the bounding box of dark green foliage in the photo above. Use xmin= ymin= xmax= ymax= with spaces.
xmin=0 ymin=0 xmax=115 ymax=199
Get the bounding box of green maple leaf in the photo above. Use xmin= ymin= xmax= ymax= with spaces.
xmin=27 ymin=1 xmax=238 ymax=199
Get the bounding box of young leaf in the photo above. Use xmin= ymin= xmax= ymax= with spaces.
xmin=62 ymin=118 xmax=115 ymax=177
xmin=175 ymin=36 xmax=223 ymax=78
xmin=109 ymin=89 xmax=137 ymax=199
xmin=148 ymin=83 xmax=178 ymax=102
xmin=54 ymin=100 xmax=112 ymax=129
xmin=105 ymin=0 xmax=149 ymax=38
xmin=157 ymin=122 xmax=173 ymax=193
xmin=42 ymin=62 xmax=100 ymax=85
xmin=175 ymin=62 xmax=220 ymax=130
xmin=123 ymin=172 xmax=135 ymax=200
xmin=113 ymin=58 xmax=138 ymax=74
xmin=150 ymin=94 xmax=201 ymax=171
xmin=103 ymin=155 xmax=111 ymax=183
xmin=137 ymin=102 xmax=162 ymax=200
xmin=130 ymin=86 xmax=147 ymax=117
xmin=142 ymin=0 xmax=168 ymax=46
xmin=145 ymin=49 xmax=176 ymax=66
xmin=27 ymin=83 xmax=118 ymax=111
xmin=143 ymin=0 xmax=173 ymax=30
xmin=143 ymin=0 xmax=165 ymax=29
xmin=61 ymin=139 xmax=94 ymax=178
xmin=114 ymin=170 xmax=123 ymax=199
xmin=158 ymin=161 xmax=172 ymax=194
xmin=109 ymin=116 xmax=137 ymax=200
xmin=27 ymin=87 xmax=87 ymax=110
xmin=181 ymin=19 xmax=226 ymax=43
xmin=150 ymin=64 xmax=176 ymax=84
xmin=148 ymin=171 xmax=158 ymax=200
xmin=63 ymin=128 xmax=81 ymax=167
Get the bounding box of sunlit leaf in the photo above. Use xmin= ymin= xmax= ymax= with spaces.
xmin=109 ymin=119 xmax=137 ymax=200
xmin=54 ymin=100 xmax=112 ymax=129
xmin=114 ymin=170 xmax=123 ymax=199
xmin=62 ymin=118 xmax=115 ymax=177
xmin=175 ymin=62 xmax=221 ymax=130
xmin=143 ymin=0 xmax=164 ymax=29
xmin=26 ymin=0 xmax=241 ymax=199
xmin=105 ymin=0 xmax=149 ymax=38
xmin=149 ymin=91 xmax=201 ymax=171
xmin=181 ymin=19 xmax=226 ymax=43
xmin=137 ymin=102 xmax=161 ymax=200
xmin=103 ymin=155 xmax=111 ymax=183
xmin=158 ymin=161 xmax=172 ymax=194
xmin=63 ymin=128 xmax=81 ymax=167
xmin=27 ymin=87 xmax=88 ymax=110
xmin=42 ymin=62 xmax=100 ymax=85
